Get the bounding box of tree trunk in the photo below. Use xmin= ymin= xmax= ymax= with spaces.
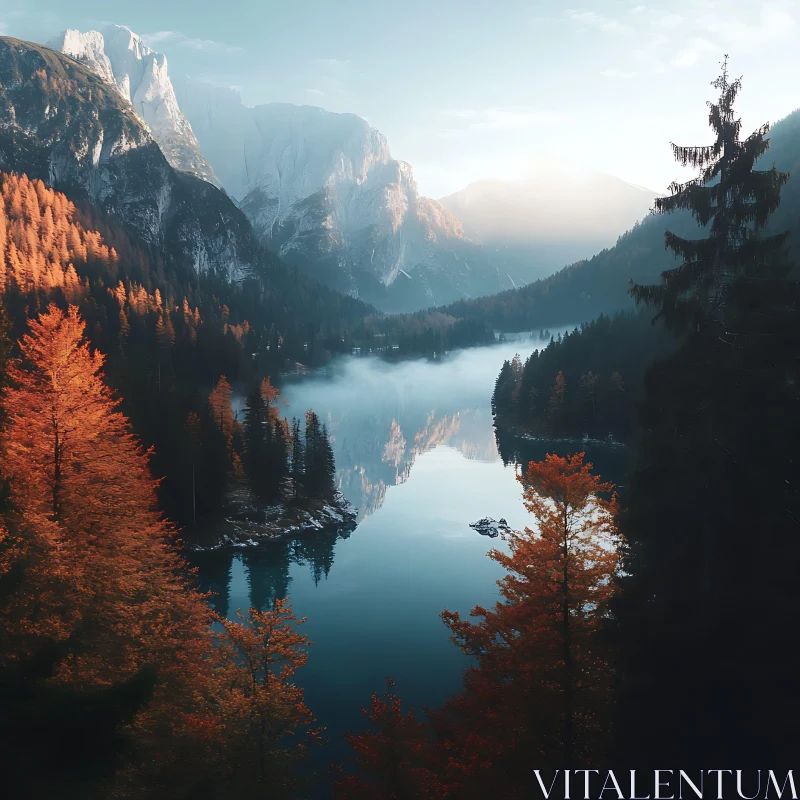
xmin=562 ymin=507 xmax=573 ymax=767
xmin=52 ymin=422 xmax=61 ymax=520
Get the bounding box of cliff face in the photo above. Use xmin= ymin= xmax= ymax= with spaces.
xmin=174 ymin=78 xmax=507 ymax=311
xmin=51 ymin=25 xmax=220 ymax=186
xmin=0 ymin=37 xmax=258 ymax=282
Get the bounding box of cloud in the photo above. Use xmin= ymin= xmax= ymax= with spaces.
xmin=655 ymin=13 xmax=685 ymax=31
xmin=306 ymin=88 xmax=327 ymax=97
xmin=673 ymin=36 xmax=717 ymax=68
xmin=703 ymin=6 xmax=795 ymax=51
xmin=141 ymin=30 xmax=243 ymax=54
xmin=601 ymin=67 xmax=637 ymax=79
xmin=436 ymin=107 xmax=561 ymax=139
xmin=565 ymin=10 xmax=633 ymax=35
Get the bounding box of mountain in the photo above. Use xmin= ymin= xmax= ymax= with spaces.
xmin=439 ymin=106 xmax=800 ymax=332
xmin=0 ymin=36 xmax=256 ymax=282
xmin=50 ymin=26 xmax=220 ymax=187
xmin=172 ymin=76 xmax=508 ymax=311
xmin=439 ymin=171 xmax=657 ymax=285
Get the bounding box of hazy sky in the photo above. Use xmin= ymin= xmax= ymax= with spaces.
xmin=3 ymin=0 xmax=799 ymax=198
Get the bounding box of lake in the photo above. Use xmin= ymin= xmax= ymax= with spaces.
xmin=191 ymin=331 xmax=630 ymax=778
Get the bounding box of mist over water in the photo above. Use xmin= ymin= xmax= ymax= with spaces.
xmin=196 ymin=330 xmax=630 ymax=771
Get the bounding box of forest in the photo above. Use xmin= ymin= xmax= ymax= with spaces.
xmin=1 ymin=56 xmax=799 ymax=800
xmin=492 ymin=311 xmax=678 ymax=442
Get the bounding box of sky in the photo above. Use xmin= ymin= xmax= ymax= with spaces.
xmin=2 ymin=0 xmax=800 ymax=198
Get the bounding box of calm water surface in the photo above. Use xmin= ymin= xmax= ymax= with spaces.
xmin=192 ymin=332 xmax=629 ymax=770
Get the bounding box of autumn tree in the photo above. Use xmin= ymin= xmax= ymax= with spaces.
xmin=0 ymin=305 xmax=221 ymax=792
xmin=334 ymin=679 xmax=438 ymax=800
xmin=209 ymin=373 xmax=243 ymax=481
xmin=214 ymin=601 xmax=321 ymax=797
xmin=0 ymin=304 xmax=320 ymax=795
xmin=438 ymin=454 xmax=619 ymax=792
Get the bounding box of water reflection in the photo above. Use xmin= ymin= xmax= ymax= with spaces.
xmin=282 ymin=334 xmax=556 ymax=520
xmin=193 ymin=528 xmax=351 ymax=613
xmin=197 ymin=331 xmax=636 ymax=617
xmin=192 ymin=334 xmax=634 ymax=773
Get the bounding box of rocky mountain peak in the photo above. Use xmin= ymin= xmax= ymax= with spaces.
xmin=173 ymin=78 xmax=495 ymax=309
xmin=49 ymin=26 xmax=220 ymax=187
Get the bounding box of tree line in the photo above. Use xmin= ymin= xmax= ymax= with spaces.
xmin=492 ymin=311 xmax=677 ymax=441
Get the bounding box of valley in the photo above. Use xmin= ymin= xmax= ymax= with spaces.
xmin=1 ymin=9 xmax=799 ymax=799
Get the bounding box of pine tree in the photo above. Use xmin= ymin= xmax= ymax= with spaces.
xmin=631 ymin=55 xmax=790 ymax=329
xmin=319 ymin=423 xmax=337 ymax=501
xmin=290 ymin=417 xmax=304 ymax=501
xmin=615 ymin=60 xmax=800 ymax=769
xmin=243 ymin=382 xmax=272 ymax=502
xmin=491 ymin=359 xmax=517 ymax=423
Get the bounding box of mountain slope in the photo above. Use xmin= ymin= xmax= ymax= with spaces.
xmin=440 ymin=172 xmax=657 ymax=284
xmin=173 ymin=76 xmax=508 ymax=311
xmin=50 ymin=26 xmax=220 ymax=187
xmin=440 ymin=106 xmax=800 ymax=331
xmin=0 ymin=36 xmax=255 ymax=282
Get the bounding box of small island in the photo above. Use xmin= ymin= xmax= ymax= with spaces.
xmin=183 ymin=377 xmax=355 ymax=550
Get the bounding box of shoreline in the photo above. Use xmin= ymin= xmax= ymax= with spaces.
xmin=183 ymin=489 xmax=359 ymax=552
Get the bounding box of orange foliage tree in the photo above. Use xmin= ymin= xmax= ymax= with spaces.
xmin=0 ymin=172 xmax=115 ymax=298
xmin=334 ymin=678 xmax=439 ymax=800
xmin=436 ymin=453 xmax=619 ymax=793
xmin=338 ymin=454 xmax=620 ymax=799
xmin=0 ymin=304 xmax=316 ymax=795
xmin=214 ymin=600 xmax=321 ymax=794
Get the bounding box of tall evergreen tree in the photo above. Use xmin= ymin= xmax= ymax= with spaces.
xmin=243 ymin=383 xmax=273 ymax=502
xmin=290 ymin=417 xmax=304 ymax=501
xmin=615 ymin=59 xmax=800 ymax=769
xmin=630 ymin=55 xmax=790 ymax=329
xmin=302 ymin=411 xmax=337 ymax=501
xmin=319 ymin=423 xmax=337 ymax=502
xmin=491 ymin=359 xmax=517 ymax=423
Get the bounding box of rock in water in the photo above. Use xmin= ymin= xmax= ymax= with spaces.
xmin=470 ymin=517 xmax=501 ymax=538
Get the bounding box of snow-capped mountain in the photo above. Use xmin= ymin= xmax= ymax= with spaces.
xmin=0 ymin=37 xmax=257 ymax=282
xmin=50 ymin=26 xmax=220 ymax=187
xmin=173 ymin=77 xmax=506 ymax=311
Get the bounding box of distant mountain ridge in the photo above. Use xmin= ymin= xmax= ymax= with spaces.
xmin=439 ymin=172 xmax=658 ymax=285
xmin=438 ymin=105 xmax=800 ymax=331
xmin=50 ymin=26 xmax=220 ymax=187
